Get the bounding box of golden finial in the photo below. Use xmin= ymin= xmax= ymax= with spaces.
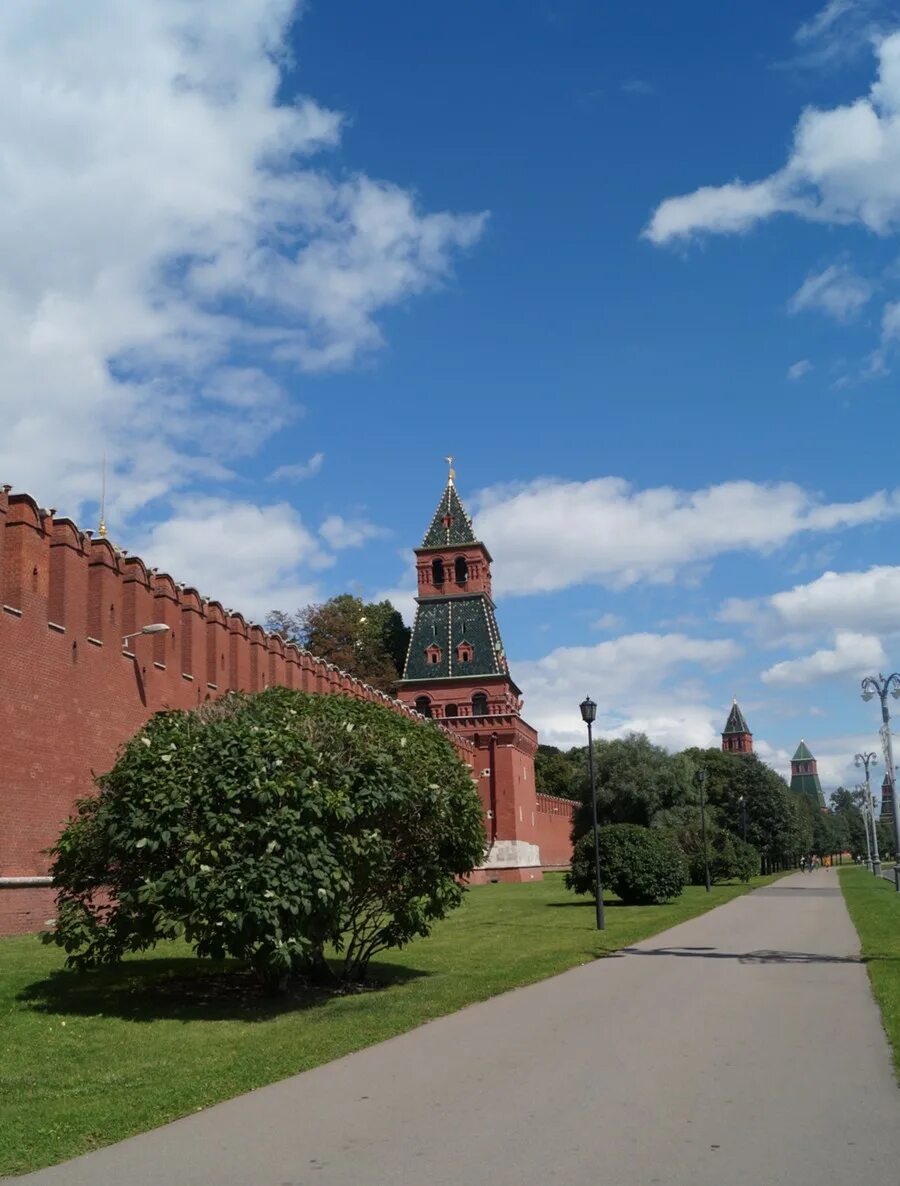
xmin=445 ymin=455 xmax=456 ymax=486
xmin=98 ymin=456 xmax=108 ymax=539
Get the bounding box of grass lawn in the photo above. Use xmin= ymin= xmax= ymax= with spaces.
xmin=2 ymin=871 xmax=781 ymax=1177
xmin=839 ymin=866 xmax=900 ymax=1080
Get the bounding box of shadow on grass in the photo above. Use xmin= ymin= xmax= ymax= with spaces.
xmin=18 ymin=957 xmax=429 ymax=1024
xmin=545 ymin=899 xmax=629 ymax=909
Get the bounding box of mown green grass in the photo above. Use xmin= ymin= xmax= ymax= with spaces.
xmin=839 ymin=866 xmax=900 ymax=1080
xmin=1 ymin=872 xmax=780 ymax=1177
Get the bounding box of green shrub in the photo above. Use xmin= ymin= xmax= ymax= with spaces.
xmin=46 ymin=688 xmax=486 ymax=987
xmin=566 ymin=823 xmax=687 ymax=905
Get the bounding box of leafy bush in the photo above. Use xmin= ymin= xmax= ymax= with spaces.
xmin=732 ymin=838 xmax=760 ymax=882
xmin=566 ymin=823 xmax=686 ymax=905
xmin=46 ymin=688 xmax=486 ymax=987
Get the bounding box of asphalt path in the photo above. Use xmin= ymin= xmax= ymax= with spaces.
xmin=13 ymin=868 xmax=900 ymax=1185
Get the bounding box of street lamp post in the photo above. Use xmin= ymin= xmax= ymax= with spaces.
xmin=854 ymin=751 xmax=880 ymax=877
xmin=579 ymin=697 xmax=605 ymax=931
xmin=861 ymin=674 xmax=900 ymax=887
xmin=695 ymin=768 xmax=711 ymax=893
xmin=738 ymin=794 xmax=747 ymax=844
xmin=855 ymin=783 xmax=873 ymax=874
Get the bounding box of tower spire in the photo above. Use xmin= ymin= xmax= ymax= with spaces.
xmin=445 ymin=455 xmax=456 ymax=487
xmin=98 ymin=456 xmax=108 ymax=539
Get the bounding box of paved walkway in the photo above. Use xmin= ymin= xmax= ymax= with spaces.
xmin=13 ymin=869 xmax=900 ymax=1185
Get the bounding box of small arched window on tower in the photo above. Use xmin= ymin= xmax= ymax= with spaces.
xmin=425 ymin=644 xmax=442 ymax=666
xmin=454 ymin=556 xmax=468 ymax=585
xmin=415 ymin=696 xmax=432 ymax=718
xmin=472 ymin=692 xmax=489 ymax=717
xmin=457 ymin=640 xmax=473 ymax=664
xmin=432 ymin=558 xmax=445 ymax=586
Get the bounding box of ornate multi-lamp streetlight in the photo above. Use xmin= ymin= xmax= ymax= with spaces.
xmin=854 ymin=751 xmax=880 ymax=877
xmin=860 ymin=674 xmax=900 ymax=886
xmin=579 ymin=697 xmax=605 ymax=931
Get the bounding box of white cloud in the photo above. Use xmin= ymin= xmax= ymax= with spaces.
xmin=269 ymin=452 xmax=324 ymax=483
xmin=137 ymin=498 xmax=331 ymax=623
xmin=513 ymin=632 xmax=741 ymax=750
xmin=795 ymin=0 xmax=858 ymax=45
xmin=770 ymin=565 xmax=900 ymax=632
xmin=761 ymin=630 xmax=886 ymax=684
xmin=318 ymin=515 xmax=387 ymax=550
xmin=788 ymin=359 xmax=814 ymax=379
xmin=0 ymin=1 xmax=486 ymax=518
xmin=645 ymin=31 xmax=900 ymax=244
xmin=788 ymin=264 xmax=873 ymax=320
xmin=471 ymin=476 xmax=900 ymax=595
xmin=591 ymin=612 xmax=624 ymax=631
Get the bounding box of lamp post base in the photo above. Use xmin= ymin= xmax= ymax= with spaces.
xmin=873 ymin=860 xmax=881 ymax=878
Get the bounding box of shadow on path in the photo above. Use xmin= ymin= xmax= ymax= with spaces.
xmin=622 ymin=946 xmax=863 ymax=965
xmin=753 ymin=885 xmax=843 ymax=897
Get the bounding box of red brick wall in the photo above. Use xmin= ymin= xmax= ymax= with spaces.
xmin=535 ymin=794 xmax=576 ymax=868
xmin=0 ymin=487 xmax=475 ymax=935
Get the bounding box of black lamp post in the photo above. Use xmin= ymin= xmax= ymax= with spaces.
xmin=580 ymin=696 xmax=605 ymax=930
xmin=695 ymin=768 xmax=711 ymax=892
xmin=738 ymin=794 xmax=747 ymax=844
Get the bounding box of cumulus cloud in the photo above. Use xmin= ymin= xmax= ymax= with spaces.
xmin=769 ymin=565 xmax=900 ymax=632
xmin=0 ymin=1 xmax=486 ymax=518
xmin=470 ymin=476 xmax=900 ymax=595
xmin=137 ymin=498 xmax=331 ymax=623
xmin=318 ymin=515 xmax=387 ymax=550
xmin=645 ymin=30 xmax=900 ymax=244
xmin=788 ymin=264 xmax=873 ymax=320
xmin=513 ymin=632 xmax=741 ymax=749
xmin=761 ymin=630 xmax=886 ymax=684
xmin=788 ymin=359 xmax=814 ymax=379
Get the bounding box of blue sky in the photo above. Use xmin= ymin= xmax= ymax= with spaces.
xmin=3 ymin=0 xmax=900 ymax=793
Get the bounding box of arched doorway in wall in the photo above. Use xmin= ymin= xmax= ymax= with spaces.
xmin=445 ymin=703 xmax=458 ymax=718
xmin=432 ymin=558 xmax=445 ymax=585
xmin=472 ymin=692 xmax=489 ymax=717
xmin=415 ymin=696 xmax=432 ymax=718
xmin=454 ymin=556 xmax=468 ymax=584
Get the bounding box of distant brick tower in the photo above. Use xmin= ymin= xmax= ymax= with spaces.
xmin=722 ymin=698 xmax=753 ymax=753
xmin=880 ymin=772 xmax=894 ymax=823
xmin=397 ymin=466 xmax=544 ymax=882
xmin=790 ymin=740 xmax=826 ymax=812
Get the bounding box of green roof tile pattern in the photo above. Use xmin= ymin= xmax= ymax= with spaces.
xmin=723 ymin=700 xmax=750 ymax=735
xmin=792 ymin=740 xmax=815 ymax=762
xmin=421 ymin=482 xmax=478 ymax=549
xmin=791 ymin=771 xmax=826 ymax=811
xmin=402 ymin=594 xmax=506 ymax=682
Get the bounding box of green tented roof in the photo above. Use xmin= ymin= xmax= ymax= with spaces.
xmin=723 ymin=700 xmax=750 ymax=735
xmin=401 ymin=594 xmax=506 ymax=682
xmin=792 ymin=740 xmax=815 ymax=762
xmin=421 ymin=482 xmax=478 ymax=549
xmin=791 ymin=771 xmax=826 ymax=811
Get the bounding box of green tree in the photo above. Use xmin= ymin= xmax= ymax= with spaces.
xmin=830 ymin=786 xmax=868 ymax=858
xmin=47 ymin=689 xmax=485 ymax=988
xmin=534 ymin=745 xmax=582 ymax=799
xmin=566 ymin=824 xmax=687 ymax=905
xmin=571 ymin=733 xmax=695 ymax=838
xmin=265 ymin=595 xmax=411 ymax=693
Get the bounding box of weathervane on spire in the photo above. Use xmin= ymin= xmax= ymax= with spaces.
xmin=98 ymin=456 xmax=108 ymax=539
xmin=445 ymin=455 xmax=456 ymax=486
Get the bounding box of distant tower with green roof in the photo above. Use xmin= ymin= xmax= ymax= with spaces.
xmin=722 ymin=698 xmax=753 ymax=754
xmin=790 ymin=740 xmax=826 ymax=812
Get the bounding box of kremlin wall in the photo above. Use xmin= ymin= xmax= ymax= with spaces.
xmin=0 ymin=483 xmax=575 ymax=935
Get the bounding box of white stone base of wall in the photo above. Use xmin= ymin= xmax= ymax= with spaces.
xmin=479 ymin=839 xmax=543 ymax=870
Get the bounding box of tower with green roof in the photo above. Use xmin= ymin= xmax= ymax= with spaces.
xmin=722 ymin=698 xmax=753 ymax=754
xmin=397 ymin=466 xmax=546 ymax=882
xmin=790 ymin=740 xmax=826 ymax=812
